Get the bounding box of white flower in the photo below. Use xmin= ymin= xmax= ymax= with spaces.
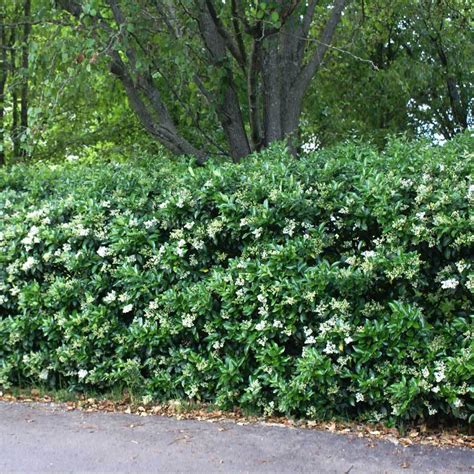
xmin=431 ymin=386 xmax=440 ymax=393
xmin=144 ymin=219 xmax=158 ymax=229
xmin=78 ymin=227 xmax=90 ymax=237
xmin=273 ymin=320 xmax=283 ymax=328
xmin=122 ymin=303 xmax=134 ymax=314
xmin=362 ymin=250 xmax=376 ymax=258
xmin=39 ymin=369 xmax=49 ymax=380
xmin=345 ymin=257 xmax=356 ymax=269
xmin=302 ymin=136 xmax=318 ymax=153
xmin=21 ymin=225 xmax=40 ymax=246
xmin=467 ymin=184 xmax=474 ymax=199
xmin=305 ymin=335 xmax=316 ymax=345
xmin=148 ymin=300 xmax=158 ymax=310
xmin=255 ymin=321 xmax=267 ymax=331
xmin=355 ymin=392 xmax=365 ymax=403
xmin=257 ymin=294 xmax=267 ymax=304
xmin=118 ymin=293 xmax=129 ymax=302
xmin=422 ymin=367 xmax=429 ymax=379
xmin=213 ymin=340 xmax=224 ymax=350
xmin=253 ymin=227 xmax=263 ymax=239
xmin=103 ymin=290 xmax=117 ymax=304
xmin=304 ymin=291 xmax=316 ymax=302
xmin=77 ymin=369 xmax=88 ymax=380
xmin=283 ymin=219 xmax=296 ymax=236
xmin=441 ymin=278 xmax=459 ymax=289
xmin=323 ymin=341 xmax=337 ymax=354
xmin=191 ymin=239 xmax=205 ymax=250
xmin=344 ymin=336 xmax=353 ymax=345
xmin=182 ymin=313 xmax=196 ymax=328
xmin=434 ymin=363 xmax=446 ymax=382
xmin=97 ymin=246 xmax=110 ymax=258
xmin=22 ymin=256 xmax=37 ymax=272
xmin=453 ymin=399 xmax=463 ymax=408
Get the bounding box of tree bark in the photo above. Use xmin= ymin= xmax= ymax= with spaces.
xmin=262 ymin=35 xmax=283 ymax=146
xmin=196 ymin=0 xmax=251 ymax=161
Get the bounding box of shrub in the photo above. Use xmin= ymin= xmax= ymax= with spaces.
xmin=0 ymin=135 xmax=473 ymax=423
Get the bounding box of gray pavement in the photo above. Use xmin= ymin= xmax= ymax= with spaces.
xmin=0 ymin=401 xmax=472 ymax=473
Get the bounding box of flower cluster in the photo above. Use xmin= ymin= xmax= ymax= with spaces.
xmin=0 ymin=135 xmax=472 ymax=424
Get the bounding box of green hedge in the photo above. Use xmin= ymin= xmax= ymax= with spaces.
xmin=0 ymin=136 xmax=473 ymax=423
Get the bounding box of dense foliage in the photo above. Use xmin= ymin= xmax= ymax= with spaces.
xmin=1 ymin=136 xmax=472 ymax=423
xmin=1 ymin=1 xmax=472 ymax=164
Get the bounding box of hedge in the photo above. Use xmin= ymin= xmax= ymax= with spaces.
xmin=0 ymin=135 xmax=473 ymax=423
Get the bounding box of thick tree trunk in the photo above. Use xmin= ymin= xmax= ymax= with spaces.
xmin=247 ymin=38 xmax=263 ymax=151
xmin=197 ymin=1 xmax=251 ymax=162
xmin=262 ymin=35 xmax=282 ymax=146
xmin=262 ymin=0 xmax=348 ymax=151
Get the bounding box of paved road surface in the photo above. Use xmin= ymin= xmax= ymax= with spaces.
xmin=0 ymin=401 xmax=472 ymax=473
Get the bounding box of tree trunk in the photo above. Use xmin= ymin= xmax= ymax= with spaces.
xmin=196 ymin=1 xmax=251 ymax=161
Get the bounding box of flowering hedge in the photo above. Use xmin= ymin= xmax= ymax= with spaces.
xmin=0 ymin=135 xmax=473 ymax=423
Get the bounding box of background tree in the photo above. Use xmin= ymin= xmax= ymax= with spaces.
xmin=303 ymin=0 xmax=473 ymax=148
xmin=0 ymin=0 xmax=471 ymax=166
xmin=57 ymin=0 xmax=350 ymax=162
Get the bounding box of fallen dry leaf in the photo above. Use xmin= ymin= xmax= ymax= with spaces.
xmin=1 ymin=390 xmax=472 ymax=449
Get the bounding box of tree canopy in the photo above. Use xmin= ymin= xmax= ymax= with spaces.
xmin=0 ymin=0 xmax=472 ymax=164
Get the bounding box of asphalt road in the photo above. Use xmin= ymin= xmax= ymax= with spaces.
xmin=0 ymin=401 xmax=472 ymax=473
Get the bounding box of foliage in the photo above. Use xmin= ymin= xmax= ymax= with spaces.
xmin=2 ymin=1 xmax=472 ymax=166
xmin=0 ymin=0 xmax=139 ymax=163
xmin=0 ymin=136 xmax=473 ymax=423
xmin=305 ymin=0 xmax=473 ymax=149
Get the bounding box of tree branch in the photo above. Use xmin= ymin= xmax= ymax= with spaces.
xmin=298 ymin=0 xmax=348 ymax=94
